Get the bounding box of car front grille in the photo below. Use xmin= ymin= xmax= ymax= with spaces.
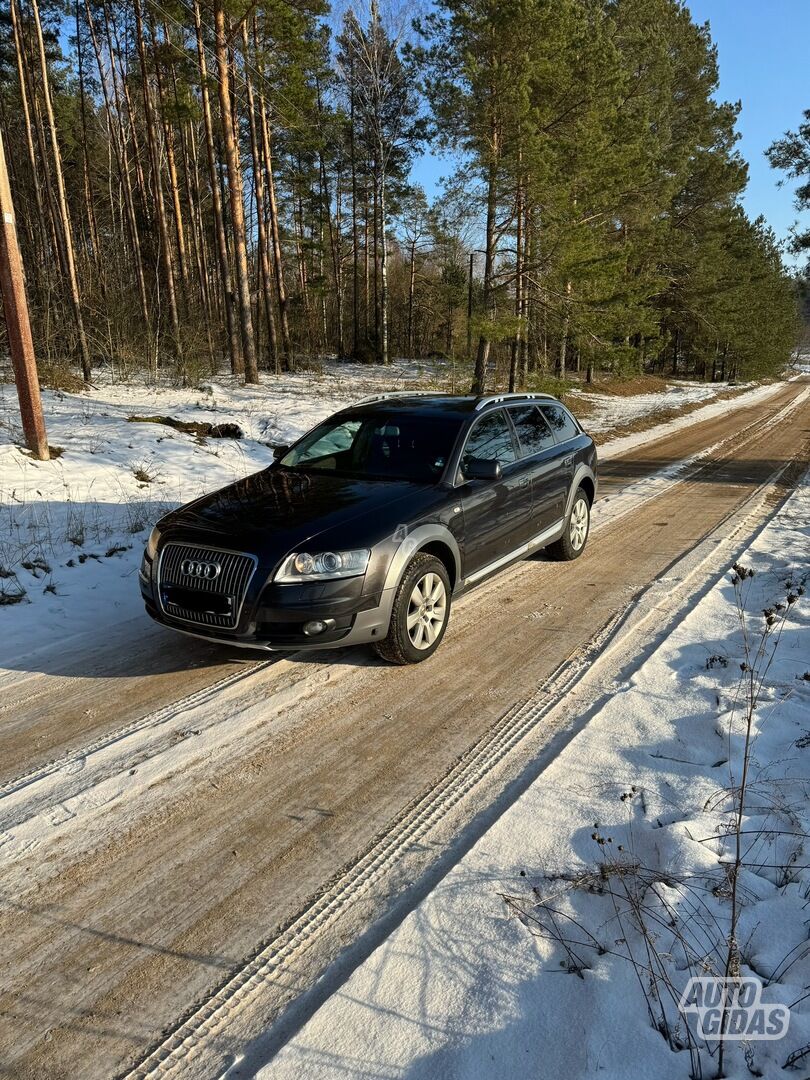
xmin=157 ymin=542 xmax=257 ymax=629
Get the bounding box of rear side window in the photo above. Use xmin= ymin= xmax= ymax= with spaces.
xmin=509 ymin=406 xmax=556 ymax=457
xmin=462 ymin=410 xmax=517 ymax=469
xmin=540 ymin=404 xmax=579 ymax=443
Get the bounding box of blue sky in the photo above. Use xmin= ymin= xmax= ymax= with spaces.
xmin=690 ymin=0 xmax=809 ymax=260
xmin=412 ymin=0 xmax=810 ymax=263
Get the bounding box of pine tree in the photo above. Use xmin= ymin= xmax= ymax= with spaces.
xmin=766 ymin=109 xmax=810 ymax=266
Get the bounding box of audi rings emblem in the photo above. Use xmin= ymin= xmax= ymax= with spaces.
xmin=180 ymin=558 xmax=221 ymax=580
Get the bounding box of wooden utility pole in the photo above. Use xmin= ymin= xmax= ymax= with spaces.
xmin=0 ymin=127 xmax=49 ymax=460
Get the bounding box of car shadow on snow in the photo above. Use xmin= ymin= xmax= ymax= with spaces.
xmin=0 ymin=607 xmax=383 ymax=680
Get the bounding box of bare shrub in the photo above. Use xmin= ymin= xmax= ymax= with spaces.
xmin=131 ymin=458 xmax=162 ymax=484
xmin=0 ymin=575 xmax=27 ymax=606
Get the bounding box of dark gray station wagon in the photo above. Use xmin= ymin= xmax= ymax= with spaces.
xmin=140 ymin=392 xmax=597 ymax=664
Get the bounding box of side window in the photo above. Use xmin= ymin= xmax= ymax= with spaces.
xmin=509 ymin=406 xmax=556 ymax=457
xmin=540 ymin=404 xmax=579 ymax=443
xmin=462 ymin=410 xmax=517 ymax=470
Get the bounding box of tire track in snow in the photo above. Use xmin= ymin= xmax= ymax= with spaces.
xmin=0 ymin=659 xmax=276 ymax=803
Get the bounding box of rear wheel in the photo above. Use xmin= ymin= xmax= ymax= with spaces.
xmin=374 ymin=553 xmax=451 ymax=665
xmin=547 ymin=487 xmax=591 ymax=561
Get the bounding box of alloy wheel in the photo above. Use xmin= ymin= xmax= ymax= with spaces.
xmin=569 ymin=497 xmax=589 ymax=551
xmin=406 ymin=571 xmax=447 ymax=649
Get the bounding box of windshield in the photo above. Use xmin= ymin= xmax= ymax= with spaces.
xmin=279 ymin=411 xmax=459 ymax=482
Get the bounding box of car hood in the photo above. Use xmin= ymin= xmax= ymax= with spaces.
xmin=158 ymin=466 xmax=436 ymax=557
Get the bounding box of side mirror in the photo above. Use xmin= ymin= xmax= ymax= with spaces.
xmin=272 ymin=444 xmax=291 ymax=461
xmin=464 ymin=457 xmax=502 ymax=482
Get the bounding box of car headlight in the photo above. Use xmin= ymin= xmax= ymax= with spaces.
xmin=275 ymin=549 xmax=370 ymax=583
xmin=146 ymin=525 xmax=161 ymax=560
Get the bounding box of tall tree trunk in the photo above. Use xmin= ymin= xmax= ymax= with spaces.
xmin=75 ymin=0 xmax=102 ymax=278
xmin=519 ymin=199 xmax=531 ymax=385
xmin=18 ymin=3 xmax=67 ymax=276
xmin=214 ymin=0 xmax=257 ymax=382
xmin=558 ymin=279 xmax=572 ymax=379
xmin=257 ymin=92 xmax=291 ymax=366
xmin=152 ymin=16 xmax=190 ymax=302
xmin=379 ymin=174 xmax=389 ymax=365
xmin=193 ymin=0 xmax=240 ymax=374
xmin=509 ymin=169 xmax=523 ymax=393
xmin=242 ymin=24 xmax=278 ymax=372
xmin=133 ymin=0 xmax=182 ymax=370
xmin=325 ymin=153 xmax=345 ymax=359
xmin=363 ymin=186 xmax=370 ymax=348
xmin=350 ymin=65 xmax=360 ymax=357
xmin=30 ymin=0 xmax=92 ymax=381
xmin=372 ymin=178 xmax=380 ymax=358
xmin=181 ymin=120 xmax=208 ymax=318
xmin=186 ymin=121 xmax=216 ymax=370
xmin=316 ymin=168 xmax=327 ymax=352
xmin=472 ymin=135 xmax=499 ymax=395
xmin=295 ymin=174 xmax=311 ymax=348
xmin=407 ymin=238 xmax=417 ymax=358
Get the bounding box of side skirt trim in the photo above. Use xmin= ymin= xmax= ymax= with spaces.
xmin=464 ymin=519 xmax=564 ymax=586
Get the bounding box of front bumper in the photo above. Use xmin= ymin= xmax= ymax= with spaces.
xmin=140 ymin=550 xmax=395 ymax=652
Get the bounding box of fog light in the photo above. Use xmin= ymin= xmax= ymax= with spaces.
xmin=303 ymin=619 xmax=329 ymax=636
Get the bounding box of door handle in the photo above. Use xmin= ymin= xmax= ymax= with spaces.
xmin=564 ymin=455 xmax=574 ymax=467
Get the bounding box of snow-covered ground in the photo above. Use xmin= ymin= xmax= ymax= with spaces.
xmin=262 ymin=471 xmax=810 ymax=1080
xmin=571 ymin=379 xmax=752 ymax=437
xmin=0 ymin=364 xmax=790 ymax=661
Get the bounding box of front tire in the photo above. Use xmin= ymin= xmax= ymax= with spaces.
xmin=374 ymin=553 xmax=451 ymax=665
xmin=547 ymin=487 xmax=591 ymax=561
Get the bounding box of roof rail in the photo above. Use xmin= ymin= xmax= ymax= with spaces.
xmin=474 ymin=392 xmax=555 ymax=411
xmin=353 ymin=390 xmax=440 ymax=406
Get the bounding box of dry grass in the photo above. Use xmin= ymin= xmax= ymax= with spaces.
xmin=584 ymin=374 xmax=671 ymax=397
xmin=562 ymin=394 xmax=597 ymax=424
xmin=36 ymin=359 xmax=87 ymax=394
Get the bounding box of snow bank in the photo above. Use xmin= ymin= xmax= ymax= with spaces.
xmin=571 ymin=379 xmax=750 ymax=436
xmin=263 ymin=473 xmax=810 ymax=1080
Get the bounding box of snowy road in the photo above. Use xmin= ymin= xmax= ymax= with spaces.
xmin=0 ymin=378 xmax=808 ymax=1079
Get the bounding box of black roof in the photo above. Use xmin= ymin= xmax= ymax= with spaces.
xmin=339 ymin=392 xmax=559 ymax=422
xmin=339 ymin=394 xmax=480 ymax=421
